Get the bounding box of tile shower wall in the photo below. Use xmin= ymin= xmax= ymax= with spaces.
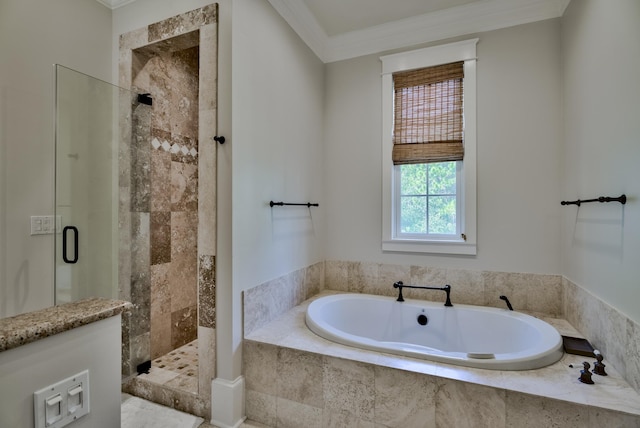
xmin=133 ymin=37 xmax=201 ymax=359
xmin=118 ymin=5 xmax=218 ymax=415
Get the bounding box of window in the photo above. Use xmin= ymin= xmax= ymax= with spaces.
xmin=381 ymin=39 xmax=478 ymax=255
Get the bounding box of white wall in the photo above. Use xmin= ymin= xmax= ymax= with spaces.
xmin=0 ymin=316 xmax=122 ymax=428
xmin=226 ymin=0 xmax=325 ymax=379
xmin=324 ymin=19 xmax=563 ymax=274
xmin=0 ymin=0 xmax=112 ymax=318
xmin=561 ymin=0 xmax=640 ymax=323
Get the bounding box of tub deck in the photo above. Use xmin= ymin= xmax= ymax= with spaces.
xmin=245 ymin=290 xmax=640 ymax=421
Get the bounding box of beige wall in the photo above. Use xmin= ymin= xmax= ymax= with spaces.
xmin=324 ymin=19 xmax=563 ymax=274
xmin=561 ymin=0 xmax=640 ymax=323
xmin=0 ymin=0 xmax=112 ymax=318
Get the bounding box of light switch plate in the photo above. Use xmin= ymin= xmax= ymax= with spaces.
xmin=34 ymin=370 xmax=90 ymax=428
xmin=30 ymin=216 xmax=60 ymax=235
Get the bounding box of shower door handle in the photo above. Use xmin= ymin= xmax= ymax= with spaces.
xmin=62 ymin=226 xmax=79 ymax=264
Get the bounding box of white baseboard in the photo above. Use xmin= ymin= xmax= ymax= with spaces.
xmin=211 ymin=376 xmax=246 ymax=428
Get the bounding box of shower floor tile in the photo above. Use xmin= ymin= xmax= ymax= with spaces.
xmin=138 ymin=339 xmax=199 ymax=395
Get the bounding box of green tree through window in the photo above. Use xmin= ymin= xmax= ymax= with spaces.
xmin=399 ymin=162 xmax=457 ymax=235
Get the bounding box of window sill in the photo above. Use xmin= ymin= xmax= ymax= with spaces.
xmin=382 ymin=239 xmax=477 ymax=255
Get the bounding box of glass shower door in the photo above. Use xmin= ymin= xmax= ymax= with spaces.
xmin=54 ymin=65 xmax=135 ymax=304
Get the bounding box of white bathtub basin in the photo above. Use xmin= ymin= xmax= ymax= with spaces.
xmin=305 ymin=293 xmax=563 ymax=370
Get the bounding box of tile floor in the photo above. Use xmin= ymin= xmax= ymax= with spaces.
xmin=121 ymin=394 xmax=269 ymax=428
xmin=138 ymin=339 xmax=199 ymax=394
xmin=124 ymin=340 xmax=270 ymax=427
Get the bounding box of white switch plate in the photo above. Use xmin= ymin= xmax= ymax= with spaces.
xmin=30 ymin=216 xmax=61 ymax=235
xmin=34 ymin=370 xmax=90 ymax=428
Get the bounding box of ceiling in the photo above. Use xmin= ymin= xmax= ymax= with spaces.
xmin=302 ymin=0 xmax=482 ymax=36
xmin=98 ymin=0 xmax=570 ymax=63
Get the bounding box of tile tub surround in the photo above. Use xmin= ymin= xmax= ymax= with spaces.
xmin=244 ymin=292 xmax=640 ymax=427
xmin=564 ymin=277 xmax=640 ymax=397
xmin=248 ymin=261 xmax=640 ymax=396
xmin=243 ymin=262 xmax=325 ymax=337
xmin=324 ymin=261 xmax=563 ymax=316
xmin=0 ymin=298 xmax=131 ymax=352
xmin=323 ymin=260 xmax=640 ymax=396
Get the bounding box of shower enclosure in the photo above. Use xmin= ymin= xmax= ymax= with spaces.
xmin=55 ymin=4 xmax=218 ymax=419
xmin=54 ymin=64 xmax=145 ymax=304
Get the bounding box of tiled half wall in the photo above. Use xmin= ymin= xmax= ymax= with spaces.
xmin=244 ymin=261 xmax=640 ymax=427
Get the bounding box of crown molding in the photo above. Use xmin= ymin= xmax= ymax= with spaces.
xmin=94 ymin=0 xmax=137 ymax=10
xmin=266 ymin=0 xmax=328 ymax=61
xmin=96 ymin=0 xmax=571 ymax=61
xmin=272 ymin=0 xmax=572 ymax=63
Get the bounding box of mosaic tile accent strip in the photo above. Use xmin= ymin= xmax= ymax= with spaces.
xmin=151 ymin=136 xmax=198 ymax=158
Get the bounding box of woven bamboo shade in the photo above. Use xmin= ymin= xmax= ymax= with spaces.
xmin=392 ymin=61 xmax=464 ymax=165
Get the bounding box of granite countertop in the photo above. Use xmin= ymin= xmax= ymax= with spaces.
xmin=0 ymin=298 xmax=132 ymax=352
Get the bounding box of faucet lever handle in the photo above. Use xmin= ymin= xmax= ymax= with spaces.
xmin=579 ymin=361 xmax=594 ymax=384
xmin=593 ymin=350 xmax=607 ymax=376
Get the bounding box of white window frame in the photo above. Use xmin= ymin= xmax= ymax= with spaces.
xmin=381 ymin=39 xmax=478 ymax=255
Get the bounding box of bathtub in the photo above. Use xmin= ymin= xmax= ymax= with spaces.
xmin=305 ymin=293 xmax=563 ymax=370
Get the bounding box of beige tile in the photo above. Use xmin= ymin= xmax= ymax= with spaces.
xmin=165 ymin=373 xmax=198 ymax=393
xmin=348 ymin=262 xmax=410 ymax=297
xmin=151 ymin=146 xmax=172 ymax=212
xmin=483 ymin=271 xmax=529 ymax=311
xmin=276 ymin=397 xmax=323 ymax=428
xmin=199 ymin=24 xmax=218 ymax=111
xmin=277 ymin=348 xmax=324 ymax=407
xmin=374 ymin=366 xmax=437 ymax=427
xmin=589 ymin=407 xmax=640 ymax=427
xmin=289 ymin=267 xmax=307 ymax=307
xmin=119 ymin=26 xmax=148 ymax=51
xmin=171 ymin=161 xmax=198 ymax=211
xmin=322 ymin=409 xmax=375 ymax=428
xmin=239 ymin=420 xmax=272 ymax=428
xmin=525 ymin=274 xmax=563 ymax=316
xmin=197 ymin=136 xmax=217 ymax=255
xmin=444 ymin=268 xmax=484 ymax=305
xmin=436 ymin=380 xmax=506 ymax=428
xmin=244 ymin=341 xmax=278 ymax=395
xmin=599 ymin=302 xmax=627 ymax=377
xmin=245 ymin=390 xmax=276 ymax=428
xmin=150 ymin=278 xmax=172 ymax=357
xmin=304 ymin=261 xmax=325 ymax=298
xmin=198 ymin=326 xmax=215 ymax=399
xmin=148 ymin=4 xmax=217 ymax=43
xmin=323 ymin=357 xmax=375 ymax=421
xmin=325 ymin=260 xmax=350 ymax=291
xmin=243 ymin=277 xmax=295 ymax=336
xmin=505 ymin=392 xmax=589 ymax=427
xmin=626 ymin=319 xmax=640 ymax=394
xmin=408 ymin=265 xmax=447 ymax=301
